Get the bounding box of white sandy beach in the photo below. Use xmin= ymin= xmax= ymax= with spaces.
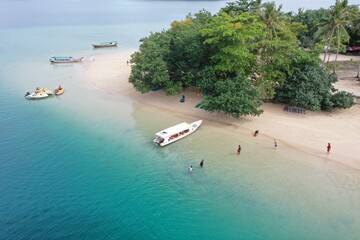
xmin=84 ymin=51 xmax=360 ymax=169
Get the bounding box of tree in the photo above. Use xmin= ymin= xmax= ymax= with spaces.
xmin=316 ymin=0 xmax=354 ymax=72
xmin=254 ymin=2 xmax=301 ymax=100
xmin=255 ymin=39 xmax=298 ymax=99
xmin=129 ymin=32 xmax=173 ymax=94
xmin=201 ymin=12 xmax=265 ymax=76
xmin=347 ymin=6 xmax=360 ymax=78
xmin=167 ymin=11 xmax=212 ymax=87
xmin=331 ymin=0 xmax=353 ymax=73
xmin=291 ymin=8 xmax=329 ymax=49
xmin=258 ymin=2 xmax=290 ymax=40
xmin=197 ymin=67 xmax=263 ymax=117
xmin=275 ymin=46 xmax=354 ymax=111
xmin=129 ymin=11 xmax=213 ymax=95
xmin=220 ymin=0 xmax=262 ymax=16
xmin=276 ymin=66 xmax=335 ymax=111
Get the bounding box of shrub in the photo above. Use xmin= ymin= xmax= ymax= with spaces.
xmin=331 ymin=91 xmax=355 ymax=109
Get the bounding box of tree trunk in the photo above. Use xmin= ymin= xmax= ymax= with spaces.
xmin=357 ymin=61 xmax=360 ymax=79
xmin=323 ymin=26 xmax=335 ymax=66
xmin=333 ymin=27 xmax=341 ymax=73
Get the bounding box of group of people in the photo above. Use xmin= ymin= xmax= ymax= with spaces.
xmin=236 ymin=130 xmax=331 ymax=155
xmin=188 ymin=159 xmax=204 ymax=172
xmin=188 ymin=132 xmax=332 ymax=173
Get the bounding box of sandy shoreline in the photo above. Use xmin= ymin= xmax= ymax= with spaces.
xmin=83 ymin=50 xmax=360 ymax=169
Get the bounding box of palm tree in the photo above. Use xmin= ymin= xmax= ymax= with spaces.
xmin=316 ymin=0 xmax=354 ymax=73
xmin=331 ymin=0 xmax=354 ymax=73
xmin=351 ymin=8 xmax=360 ymax=79
xmin=258 ymin=2 xmax=289 ymax=40
xmin=314 ymin=11 xmax=334 ymax=64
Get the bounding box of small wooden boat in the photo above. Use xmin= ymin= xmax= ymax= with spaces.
xmin=154 ymin=120 xmax=202 ymax=146
xmin=24 ymin=92 xmax=49 ymax=100
xmin=54 ymin=86 xmax=65 ymax=95
xmin=35 ymin=88 xmax=53 ymax=95
xmin=92 ymin=41 xmax=118 ymax=48
xmin=49 ymin=56 xmax=83 ymax=63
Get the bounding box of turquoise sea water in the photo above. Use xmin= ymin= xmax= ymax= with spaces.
xmin=1 ymin=1 xmax=360 ymax=239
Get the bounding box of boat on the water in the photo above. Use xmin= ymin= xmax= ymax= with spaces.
xmin=154 ymin=120 xmax=202 ymax=146
xmin=92 ymin=41 xmax=118 ymax=48
xmin=35 ymin=88 xmax=53 ymax=95
xmin=24 ymin=92 xmax=49 ymax=100
xmin=54 ymin=86 xmax=65 ymax=95
xmin=49 ymin=56 xmax=83 ymax=63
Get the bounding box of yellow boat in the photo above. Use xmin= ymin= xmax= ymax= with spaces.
xmin=54 ymin=86 xmax=65 ymax=95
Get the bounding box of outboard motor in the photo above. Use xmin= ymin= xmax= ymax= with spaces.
xmin=24 ymin=92 xmax=30 ymax=98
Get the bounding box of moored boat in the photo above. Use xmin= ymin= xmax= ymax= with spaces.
xmin=154 ymin=120 xmax=202 ymax=146
xmin=49 ymin=56 xmax=83 ymax=63
xmin=35 ymin=88 xmax=53 ymax=95
xmin=24 ymin=92 xmax=49 ymax=100
xmin=92 ymin=41 xmax=118 ymax=48
xmin=54 ymin=86 xmax=65 ymax=95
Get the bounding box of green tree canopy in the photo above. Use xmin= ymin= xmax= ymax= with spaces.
xmin=129 ymin=1 xmax=355 ymax=117
xmin=275 ymin=51 xmax=338 ymax=111
xmin=220 ymin=0 xmax=262 ymax=16
xmin=129 ymin=32 xmax=171 ymax=93
xmin=166 ymin=11 xmax=213 ymax=87
xmin=198 ymin=67 xmax=263 ymax=117
xmin=201 ymin=12 xmax=265 ymax=76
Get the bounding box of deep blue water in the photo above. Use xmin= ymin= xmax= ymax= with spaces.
xmin=1 ymin=1 xmax=360 ymax=239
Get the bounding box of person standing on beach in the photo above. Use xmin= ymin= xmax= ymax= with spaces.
xmin=127 ymin=60 xmax=129 ymax=66
xmin=327 ymin=143 xmax=331 ymax=153
xmin=254 ymin=130 xmax=259 ymax=137
xmin=200 ymin=159 xmax=204 ymax=168
xmin=274 ymin=139 xmax=278 ymax=148
xmin=188 ymin=166 xmax=193 ymax=172
xmin=237 ymin=145 xmax=241 ymax=155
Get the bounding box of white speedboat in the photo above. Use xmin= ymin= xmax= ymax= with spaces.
xmin=154 ymin=120 xmax=202 ymax=146
xmin=24 ymin=92 xmax=49 ymax=100
xmin=92 ymin=41 xmax=118 ymax=48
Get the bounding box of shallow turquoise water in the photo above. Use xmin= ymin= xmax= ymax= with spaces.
xmin=1 ymin=1 xmax=360 ymax=239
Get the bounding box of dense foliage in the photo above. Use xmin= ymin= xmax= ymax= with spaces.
xmin=197 ymin=67 xmax=264 ymax=117
xmin=129 ymin=0 xmax=359 ymax=117
xmin=331 ymin=91 xmax=355 ymax=109
xmin=276 ymin=62 xmax=336 ymax=111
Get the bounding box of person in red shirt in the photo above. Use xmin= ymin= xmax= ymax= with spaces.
xmin=327 ymin=143 xmax=331 ymax=153
xmin=237 ymin=145 xmax=241 ymax=155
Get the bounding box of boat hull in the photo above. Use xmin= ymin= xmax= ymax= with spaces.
xmin=54 ymin=87 xmax=65 ymax=95
xmin=49 ymin=57 xmax=83 ymax=63
xmin=92 ymin=41 xmax=118 ymax=48
xmin=25 ymin=92 xmax=49 ymax=100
